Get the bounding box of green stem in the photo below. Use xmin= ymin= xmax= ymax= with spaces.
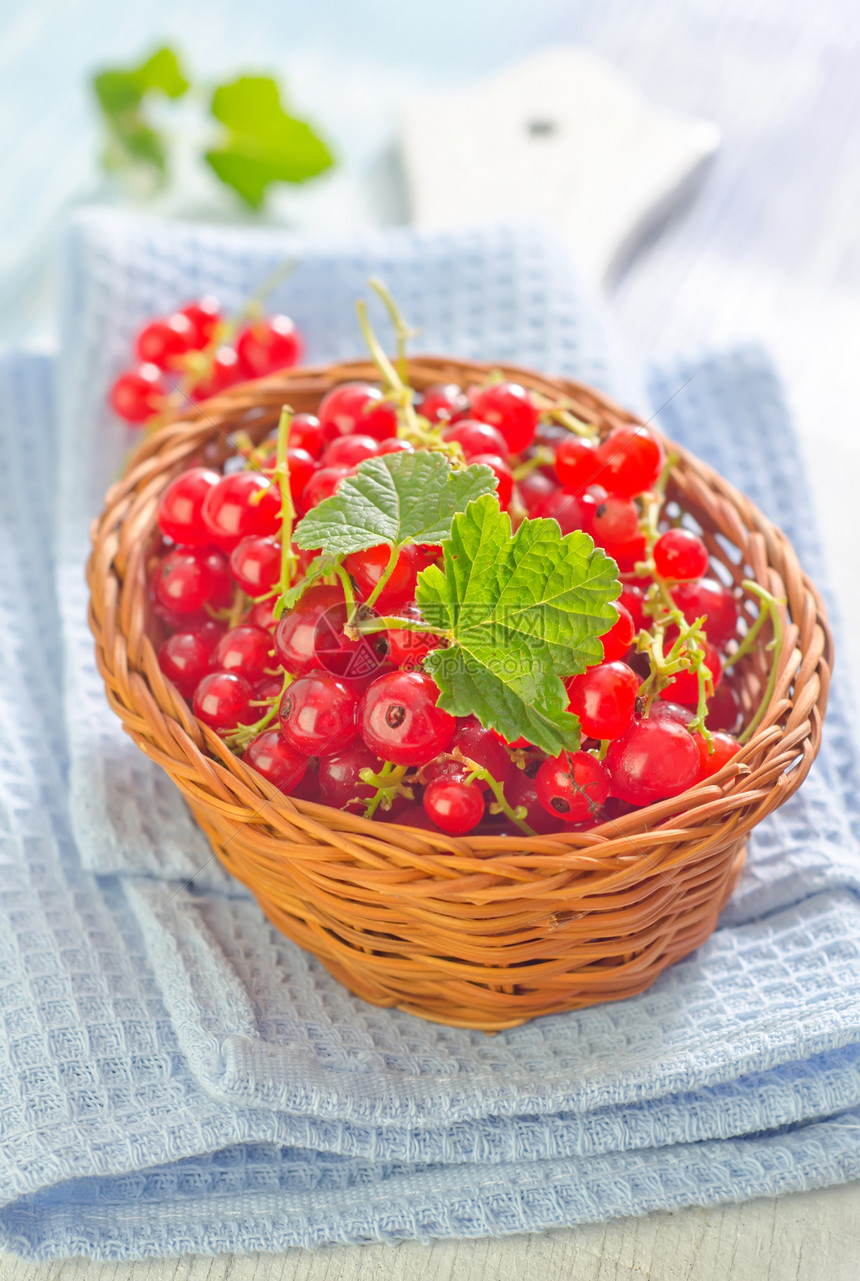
xmin=458 ymin=754 xmax=535 ymax=837
xmin=368 ymin=277 xmax=415 ymax=386
xmin=356 ymin=293 xmax=422 ymax=440
xmin=724 ymin=581 xmax=783 ymax=669
xmin=737 ymin=583 xmax=786 ymax=745
xmin=224 ymin=670 xmax=293 ymax=752
xmin=334 ymin=562 xmax=358 ymax=618
xmin=273 ymin=405 xmax=297 ymax=593
xmin=362 ymin=543 xmax=401 ymax=612
xmin=359 ymin=761 xmax=411 ymax=819
xmin=355 ymin=614 xmax=450 ymax=638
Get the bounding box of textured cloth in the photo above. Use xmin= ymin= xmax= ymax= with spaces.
xmin=0 ymin=214 xmax=858 ymax=1261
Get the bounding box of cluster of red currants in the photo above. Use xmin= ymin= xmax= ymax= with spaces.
xmin=108 ymin=297 xmax=303 ymax=424
xmin=149 ymin=361 xmax=745 ymax=837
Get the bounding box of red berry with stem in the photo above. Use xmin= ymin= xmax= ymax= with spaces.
xmin=658 ymin=642 xmax=722 ymax=706
xmin=534 ymin=486 xmax=604 ymax=536
xmin=229 ymin=536 xmax=281 ymax=596
xmin=188 ymin=346 xmax=241 ymax=400
xmin=653 ymin=528 xmax=709 ymax=581
xmin=591 ymin=497 xmax=640 ymax=552
xmin=359 ymin=670 xmax=455 ymax=766
xmin=201 ymin=471 xmax=281 ymax=551
xmin=468 ymin=382 xmax=539 ymax=454
xmin=321 ymin=434 xmax=379 ymax=469
xmin=671 ymin=577 xmax=739 ymax=647
xmin=468 ymin=454 xmax=513 ymax=508
xmin=157 ymin=467 xmax=221 ymax=546
xmin=154 ymin=549 xmax=211 ymax=614
xmin=274 ymin=585 xmax=343 ymax=676
xmin=318 ymin=744 xmax=385 ymax=809
xmin=301 ymin=465 xmax=349 ymax=510
xmin=601 ymin=603 xmax=636 ymax=661
xmin=383 ymin=606 xmax=442 ymax=669
xmin=346 ymin=543 xmax=428 ymax=611
xmin=535 ymin=751 xmax=609 ymax=822
xmin=135 ymin=314 xmax=194 ymax=369
xmin=236 ymin=315 xmax=302 ymax=378
xmin=288 ymin=413 xmax=326 ymax=459
xmin=441 ymin=419 xmax=510 ymax=461
xmin=193 ymin=671 xmax=255 ymax=731
xmin=243 ymin=729 xmax=307 ymax=794
xmin=451 ymin=718 xmax=512 ymax=788
xmin=109 ymin=364 xmax=165 ymax=423
xmin=605 ymin=718 xmax=701 ymax=805
xmin=423 ymin=774 xmax=485 ymax=835
xmin=179 ymin=297 xmax=221 ymax=348
xmin=212 ymin=625 xmax=273 ymax=684
xmin=504 ymin=760 xmax=568 ymax=833
xmin=157 ymin=631 xmax=213 ymax=697
xmin=554 ymin=436 xmax=601 ymax=492
xmin=694 ymin=731 xmax=740 ymax=778
xmin=285 ymin=448 xmax=317 ymax=509
xmin=317 ymin=382 xmax=398 ymax=442
xmin=279 ymin=673 xmax=359 ymax=757
xmin=594 ymin=426 xmax=663 ymax=498
xmin=566 ymin=661 xmax=640 ymax=740
xmin=417 ymin=382 xmax=468 ymax=422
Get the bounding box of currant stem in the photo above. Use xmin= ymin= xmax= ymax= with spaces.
xmin=457 ymin=754 xmax=536 ymax=837
xmin=359 ymin=761 xmax=411 ymax=819
xmin=273 ymin=405 xmax=298 ymax=593
xmin=355 ymin=615 xmax=450 ymax=638
xmin=362 ymin=543 xmax=401 ymax=612
xmin=737 ymin=582 xmax=786 ymax=745
xmin=356 ymin=294 xmax=422 ymax=440
xmin=224 ymin=670 xmax=293 ymax=751
xmin=368 ymin=277 xmax=415 ymax=386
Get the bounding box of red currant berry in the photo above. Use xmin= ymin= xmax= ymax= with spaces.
xmin=377 ymin=437 xmax=412 ymax=455
xmin=211 ymin=625 xmax=273 ymax=684
xmin=594 ymin=426 xmax=663 ymax=498
xmin=619 ymin=582 xmax=646 ymax=631
xmin=274 ymin=585 xmax=342 ymax=676
xmin=189 ymin=346 xmax=241 ymax=400
xmin=321 ymin=434 xmax=379 ymax=469
xmin=285 ymin=448 xmax=317 ymax=510
xmin=468 ymin=382 xmax=539 ymax=454
xmin=279 ymin=673 xmax=358 ymax=757
xmin=359 ymin=670 xmax=455 ymax=766
xmin=534 ymin=486 xmax=604 ymax=536
xmin=301 ymin=466 xmax=349 ymax=510
xmin=566 ymin=661 xmax=640 ymax=740
xmin=706 ymin=680 xmax=742 ymax=734
xmin=658 ymin=642 xmax=722 ymax=706
xmin=535 ymin=751 xmax=609 ymax=822
xmin=157 ymin=631 xmax=212 ymax=697
xmin=612 ymin=534 xmax=648 ymax=573
xmin=695 ymin=731 xmax=740 ymax=778
xmin=441 ymin=419 xmax=510 ymax=460
xmin=317 ymin=382 xmax=398 ymax=442
xmin=517 ymin=470 xmax=557 ymax=516
xmin=504 ymin=760 xmax=568 ymax=833
xmin=135 ymin=315 xmax=194 ymax=369
xmin=601 ymin=602 xmax=636 ymax=661
xmin=288 ymin=413 xmax=326 ymax=459
xmin=109 ymin=365 xmax=165 ymax=423
xmin=243 ymin=729 xmax=307 ymax=794
xmin=236 ymin=315 xmax=302 ymax=378
xmin=671 ymin=578 xmax=739 ymax=647
xmin=193 ymin=671 xmax=255 ymax=731
xmin=554 ymin=436 xmax=601 ymax=492
xmin=591 ymin=497 xmax=640 ymax=552
xmin=199 ymin=548 xmax=233 ymax=609
xmin=157 ymin=467 xmax=221 ymax=547
xmin=246 ymin=597 xmax=278 ymax=631
xmin=346 ymin=543 xmax=428 ymax=611
xmin=653 ymin=528 xmax=709 ymax=581
xmin=318 ymin=744 xmax=384 ymax=809
xmin=451 ymin=718 xmax=512 ymax=787
xmin=468 ymin=453 xmax=514 ymax=508
xmin=383 ymin=607 xmax=442 ymax=669
xmin=154 ymin=549 xmax=211 ymax=614
xmin=179 ymin=297 xmax=221 ymax=348
xmin=201 ymin=471 xmax=281 ymax=551
xmin=229 ymin=536 xmax=281 ymax=596
xmin=605 ymin=718 xmax=701 ymax=806
xmin=417 ymin=382 xmax=468 ymax=422
xmin=647 ymin=700 xmax=693 ymax=728
xmin=423 ymin=774 xmax=484 ymax=835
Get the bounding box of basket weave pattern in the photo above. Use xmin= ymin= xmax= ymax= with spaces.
xmin=88 ymin=359 xmax=832 ymax=1030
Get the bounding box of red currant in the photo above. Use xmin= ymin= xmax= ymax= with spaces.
xmin=193 ymin=671 xmax=255 ymax=731
xmin=157 ymin=467 xmax=221 ymax=547
xmin=211 ymin=625 xmax=273 ymax=684
xmin=601 ymin=602 xmax=636 ymax=661
xmin=605 ymin=718 xmax=701 ymax=805
xmin=534 ymin=487 xmax=604 ymax=536
xmin=618 ymin=582 xmax=646 ymax=630
xmin=288 ymin=413 xmax=326 ymax=459
xmin=154 ymin=549 xmax=211 ymax=614
xmin=201 ymin=471 xmax=281 ymax=551
xmin=441 ymin=419 xmax=510 ymax=460
xmin=179 ymin=297 xmax=221 ymax=348
xmin=279 ymin=673 xmax=358 ymax=757
xmin=594 ymin=426 xmax=663 ymax=498
xmin=671 ymin=578 xmax=739 ymax=647
xmin=317 ymin=382 xmax=398 ymax=442
xmin=468 ymin=453 xmax=514 ymax=508
xmin=243 ymin=729 xmax=307 ymax=794
xmin=451 ymin=717 xmax=512 ymax=787
xmin=535 ymin=751 xmax=609 ymax=822
xmin=383 ymin=607 xmax=442 ymax=669
xmin=423 ymin=773 xmax=484 ymax=835
xmin=246 ymin=597 xmax=278 ymax=631
xmin=188 ymin=346 xmax=241 ymax=400
xmin=517 ymin=470 xmax=557 ymax=516
xmin=135 ymin=315 xmax=194 ymax=369
xmin=236 ymin=315 xmax=302 ymax=378
xmin=109 ymin=365 xmax=164 ymax=423
xmin=321 ymin=434 xmax=379 ymax=469
xmin=199 ymin=548 xmax=233 ymax=609
xmin=591 ymin=497 xmax=640 ymax=552
xmin=377 ymin=437 xmax=412 ymax=455
xmin=566 ymin=661 xmax=640 ymax=740
xmin=318 ymin=744 xmax=385 ymax=809
xmin=284 ymin=448 xmax=317 ymax=510
xmin=157 ymin=631 xmax=212 ymax=697
xmin=359 ymin=671 xmax=455 ymax=766
xmin=468 ymin=382 xmax=539 ymax=454
xmin=418 ymin=382 xmax=468 ymax=422
xmin=229 ymin=536 xmax=281 ymax=596
xmin=504 ymin=760 xmax=568 ymax=833
xmin=707 ymin=680 xmax=742 ymax=734
xmin=658 ymin=642 xmax=722 ymax=706
xmin=695 ymin=731 xmax=740 ymax=778
xmin=612 ymin=534 xmax=648 ymax=573
xmin=274 ymin=585 xmax=342 ymax=676
xmin=346 ymin=543 xmax=428 ymax=611
xmin=653 ymin=529 xmax=709 ymax=581
xmin=554 ymin=436 xmax=601 ymax=492
xmin=301 ymin=466 xmax=349 ymax=510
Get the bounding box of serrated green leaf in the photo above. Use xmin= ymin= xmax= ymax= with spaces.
xmin=273 ymin=553 xmax=333 ymax=619
xmin=293 ymin=452 xmax=498 ymax=557
xmin=205 ymin=76 xmax=334 ymax=208
xmin=92 ymin=46 xmax=189 ymax=180
xmin=415 ymin=495 xmax=620 ymax=754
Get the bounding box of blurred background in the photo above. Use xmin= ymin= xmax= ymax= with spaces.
xmin=2 ymin=0 xmax=858 ymax=637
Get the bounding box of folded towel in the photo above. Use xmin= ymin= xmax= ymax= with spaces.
xmin=0 ymin=214 xmax=857 ymax=1261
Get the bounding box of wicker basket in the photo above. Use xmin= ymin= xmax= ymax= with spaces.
xmin=88 ymin=357 xmax=832 ymax=1031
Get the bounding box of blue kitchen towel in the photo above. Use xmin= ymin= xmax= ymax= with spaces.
xmin=0 ymin=213 xmax=858 ymax=1261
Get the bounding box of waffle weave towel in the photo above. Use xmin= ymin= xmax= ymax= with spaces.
xmin=0 ymin=212 xmax=858 ymax=1260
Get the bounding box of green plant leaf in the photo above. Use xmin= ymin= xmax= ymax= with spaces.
xmin=92 ymin=45 xmax=189 ymax=179
xmin=293 ymin=452 xmax=498 ymax=556
xmin=272 ymin=553 xmax=334 ymax=619
xmin=415 ymin=495 xmax=621 ymax=755
xmin=205 ymin=76 xmax=334 ymax=208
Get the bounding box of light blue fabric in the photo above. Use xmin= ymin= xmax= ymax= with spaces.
xmin=0 ymin=214 xmax=858 ymax=1261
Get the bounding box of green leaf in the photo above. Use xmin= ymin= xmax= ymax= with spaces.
xmin=273 ymin=553 xmax=334 ymax=619
xmin=91 ymin=46 xmax=189 ymax=179
xmin=293 ymin=452 xmax=498 ymax=557
xmin=205 ymin=75 xmax=334 ymax=208
xmin=415 ymin=495 xmax=621 ymax=755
